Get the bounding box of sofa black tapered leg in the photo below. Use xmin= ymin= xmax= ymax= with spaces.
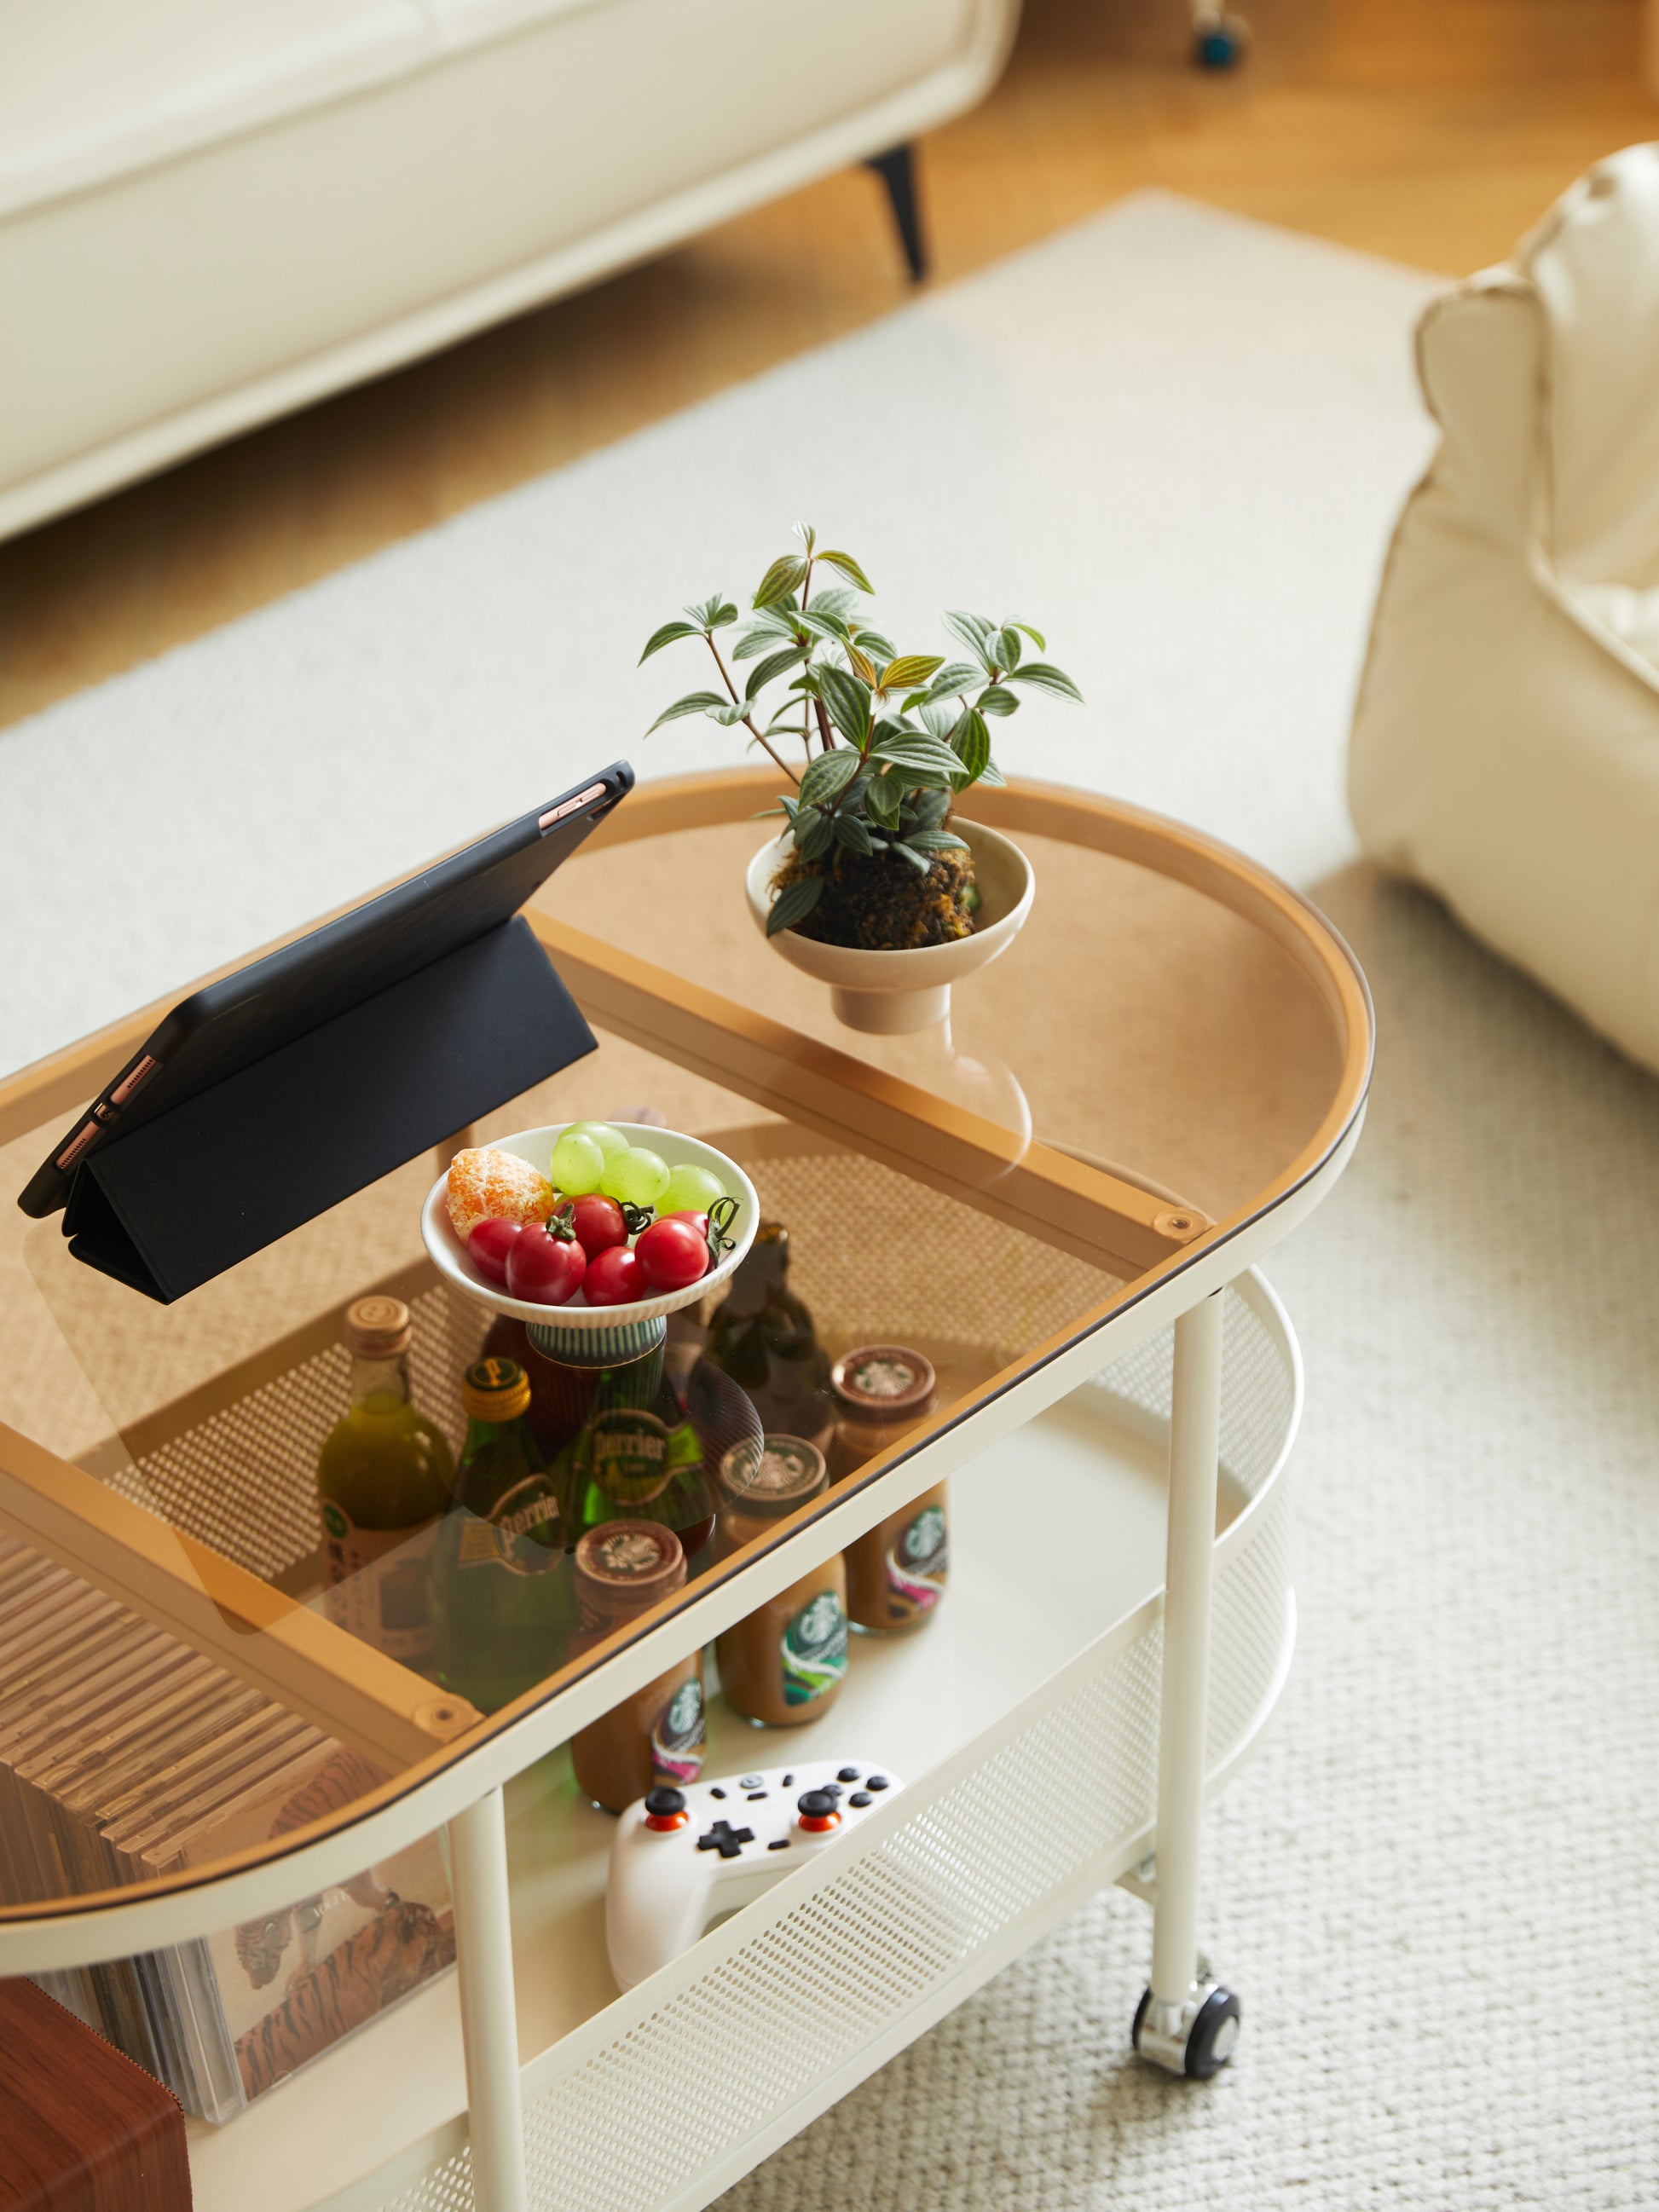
xmin=865 ymin=144 xmax=928 ymax=283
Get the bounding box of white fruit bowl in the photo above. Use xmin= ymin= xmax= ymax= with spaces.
xmin=420 ymin=1123 xmax=759 ymax=1331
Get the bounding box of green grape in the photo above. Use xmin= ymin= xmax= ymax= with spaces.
xmin=564 ymin=1119 xmax=628 ymax=1164
xmin=601 ymin=1146 xmax=670 ymax=1209
xmin=660 ymin=1162 xmax=725 ymax=1217
xmin=551 ymin=1129 xmax=606 ymax=1195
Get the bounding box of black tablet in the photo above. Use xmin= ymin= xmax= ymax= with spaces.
xmin=19 ymin=761 xmax=633 ymax=1300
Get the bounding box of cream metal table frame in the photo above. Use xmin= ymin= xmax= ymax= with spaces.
xmin=0 ymin=771 xmax=1370 ymax=2212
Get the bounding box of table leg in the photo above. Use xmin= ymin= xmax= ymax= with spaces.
xmin=1134 ymin=1288 xmax=1241 ymax=2078
xmin=450 ymin=1788 xmax=529 ymax=2212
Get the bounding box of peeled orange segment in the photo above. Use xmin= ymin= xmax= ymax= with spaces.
xmin=445 ymin=1146 xmax=556 ymax=1240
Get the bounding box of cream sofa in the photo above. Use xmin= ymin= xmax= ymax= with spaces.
xmin=1350 ymin=143 xmax=1659 ymax=1077
xmin=0 ymin=0 xmax=1018 ymax=540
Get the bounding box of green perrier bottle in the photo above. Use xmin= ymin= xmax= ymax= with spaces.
xmin=528 ymin=1317 xmax=759 ymax=1566
xmin=431 ymin=1358 xmax=575 ymax=1713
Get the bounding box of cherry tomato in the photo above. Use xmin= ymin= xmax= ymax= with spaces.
xmin=582 ymin=1245 xmax=650 ymax=1306
xmin=506 ymin=1222 xmax=587 ymax=1305
xmin=635 ymin=1216 xmax=710 ymax=1291
xmin=659 ymin=1210 xmax=708 ymax=1239
xmin=567 ymin=1193 xmax=628 ymax=1258
xmin=469 ymin=1218 xmax=523 ymax=1286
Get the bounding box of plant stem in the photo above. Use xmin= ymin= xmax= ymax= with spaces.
xmin=705 ymin=632 xmax=800 ymax=787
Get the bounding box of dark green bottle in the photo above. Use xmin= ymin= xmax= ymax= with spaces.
xmin=523 ymin=1317 xmax=759 ymax=1567
xmin=431 ymin=1358 xmax=575 ymax=1713
xmin=703 ymin=1223 xmax=835 ymax=1452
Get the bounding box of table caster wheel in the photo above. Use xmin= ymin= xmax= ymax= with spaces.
xmin=1192 ymin=12 xmax=1248 ymax=67
xmin=1132 ymin=1978 xmax=1241 ymax=2078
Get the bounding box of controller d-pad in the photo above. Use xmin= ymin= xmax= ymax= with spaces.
xmin=696 ymin=1820 xmax=754 ymax=1859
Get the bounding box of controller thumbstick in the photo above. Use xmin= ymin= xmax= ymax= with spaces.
xmin=645 ymin=1787 xmax=689 ymax=1832
xmin=796 ymin=1789 xmax=841 ymax=1834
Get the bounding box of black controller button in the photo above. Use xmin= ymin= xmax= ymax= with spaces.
xmin=836 ymin=1766 xmax=860 ymax=1782
xmin=747 ymin=1791 xmax=768 ymax=1800
xmin=768 ymin=1839 xmax=790 ymax=1851
xmin=696 ymin=1821 xmax=755 ymax=1858
xmin=865 ymin=1775 xmax=890 ymax=1790
xmin=849 ymin=1791 xmax=872 ymax=1806
xmin=798 ymin=1790 xmax=838 ymax=1820
xmin=782 ymin=1774 xmax=795 ymax=1788
xmin=710 ymin=1787 xmax=726 ymax=1799
xmin=645 ymin=1787 xmax=686 ymax=1817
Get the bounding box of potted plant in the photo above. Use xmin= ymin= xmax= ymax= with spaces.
xmin=641 ymin=523 xmax=1082 ymax=1031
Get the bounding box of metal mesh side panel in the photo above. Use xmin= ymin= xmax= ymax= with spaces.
xmin=1207 ymin=1478 xmax=1293 ymax=1757
xmin=1095 ymin=1280 xmax=1293 ymax=1503
xmin=104 ymin=1285 xmax=490 ymax=1581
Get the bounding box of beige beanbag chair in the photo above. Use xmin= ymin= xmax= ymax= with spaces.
xmin=1350 ymin=142 xmax=1659 ymax=1074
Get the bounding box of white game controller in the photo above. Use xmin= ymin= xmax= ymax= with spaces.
xmin=605 ymin=1758 xmax=905 ymax=1990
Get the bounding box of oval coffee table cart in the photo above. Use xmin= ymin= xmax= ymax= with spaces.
xmin=0 ymin=770 xmax=1369 ymax=2212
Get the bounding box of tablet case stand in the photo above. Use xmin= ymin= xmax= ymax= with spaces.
xmin=61 ymin=916 xmax=596 ymax=1304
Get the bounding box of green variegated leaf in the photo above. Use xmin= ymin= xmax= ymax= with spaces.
xmin=808 ymin=587 xmax=859 ymax=619
xmin=793 ymin=520 xmax=817 ymax=552
xmin=879 ymin=653 xmax=945 ymax=692
xmin=639 ymin=620 xmax=701 ymax=662
xmin=645 ymin=690 xmax=728 ymax=732
xmin=798 ymin=749 xmax=860 ymax=809
xmin=795 ymin=807 xmax=835 ymax=861
xmin=711 ymin=700 xmax=751 ymax=725
xmin=745 ymin=644 xmax=810 ymax=697
xmin=709 ymin=601 xmax=738 ymax=629
xmin=1011 ymin=621 xmax=1047 ymax=652
xmin=952 ymin=707 xmax=991 ymax=783
xmin=942 ymin=611 xmax=997 ymax=670
xmin=834 ymin=812 xmax=875 ymax=855
xmin=917 ymin=701 xmax=957 ymax=740
xmin=1008 ymin=661 xmax=1084 ymax=701
xmin=766 ymin=874 xmax=824 ymax=936
xmin=818 ymin=549 xmax=874 ymax=592
xmin=978 ymin=754 xmax=1007 ymax=788
xmin=847 ymin=644 xmax=880 ymax=687
xmin=818 ymin=664 xmax=872 ymax=746
xmin=797 ymin=607 xmax=852 ymax=644
xmin=753 ymin=556 xmax=808 ymax=609
xmin=978 ymin=684 xmax=1020 ymax=717
xmin=910 ymin=788 xmax=951 ymax=830
xmin=912 ymin=661 xmax=981 ymax=707
xmin=864 ymin=771 xmax=902 ymax=829
xmin=869 ymin=732 xmax=962 ymax=779
xmin=889 ymin=841 xmax=933 ymax=875
xmin=905 ymin=829 xmax=968 ymax=853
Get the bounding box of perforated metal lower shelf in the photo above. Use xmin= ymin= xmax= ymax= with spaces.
xmin=199 ymin=1272 xmax=1297 ymax=2212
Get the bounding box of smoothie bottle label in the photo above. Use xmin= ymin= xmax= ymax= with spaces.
xmin=885 ymin=1501 xmax=948 ymax=1623
xmin=781 ymin=1588 xmax=848 ymax=1708
xmin=650 ymin=1674 xmax=706 ymax=1785
xmin=320 ymin=1504 xmax=437 ymax=1663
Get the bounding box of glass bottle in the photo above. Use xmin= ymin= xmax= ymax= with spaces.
xmin=430 ymin=1358 xmax=575 ymax=1714
xmin=828 ymin=1345 xmax=947 ymax=1635
xmin=316 ymin=1296 xmax=454 ymax=1664
xmin=703 ymin=1223 xmax=835 ymax=1453
xmin=523 ymin=1315 xmax=760 ymax=1568
xmin=714 ymin=1436 xmax=847 ymax=1728
xmin=569 ymin=1522 xmax=703 ymax=1811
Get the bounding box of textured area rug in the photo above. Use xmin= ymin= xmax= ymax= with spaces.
xmin=9 ymin=194 xmax=1659 ymax=2208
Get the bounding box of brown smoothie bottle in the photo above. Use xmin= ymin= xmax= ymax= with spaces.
xmin=714 ymin=1436 xmax=847 ymax=1728
xmin=569 ymin=1521 xmax=705 ymax=1812
xmin=828 ymin=1346 xmax=947 ymax=1635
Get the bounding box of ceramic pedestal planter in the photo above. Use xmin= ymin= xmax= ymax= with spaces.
xmin=745 ymin=819 xmax=1035 ymax=1034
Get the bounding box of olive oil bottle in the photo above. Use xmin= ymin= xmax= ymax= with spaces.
xmin=316 ymin=1296 xmax=454 ymax=1663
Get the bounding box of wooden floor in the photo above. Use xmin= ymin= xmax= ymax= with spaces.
xmin=1 ymin=0 xmax=1652 ymax=733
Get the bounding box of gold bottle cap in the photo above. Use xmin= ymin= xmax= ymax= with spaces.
xmin=461 ymin=1357 xmax=532 ymax=1424
xmin=573 ymin=1521 xmax=685 ymax=1625
xmin=344 ymin=1295 xmax=412 ymax=1360
xmin=830 ymin=1345 xmax=937 ymax=1422
xmin=718 ymin=1435 xmax=827 ymax=1515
